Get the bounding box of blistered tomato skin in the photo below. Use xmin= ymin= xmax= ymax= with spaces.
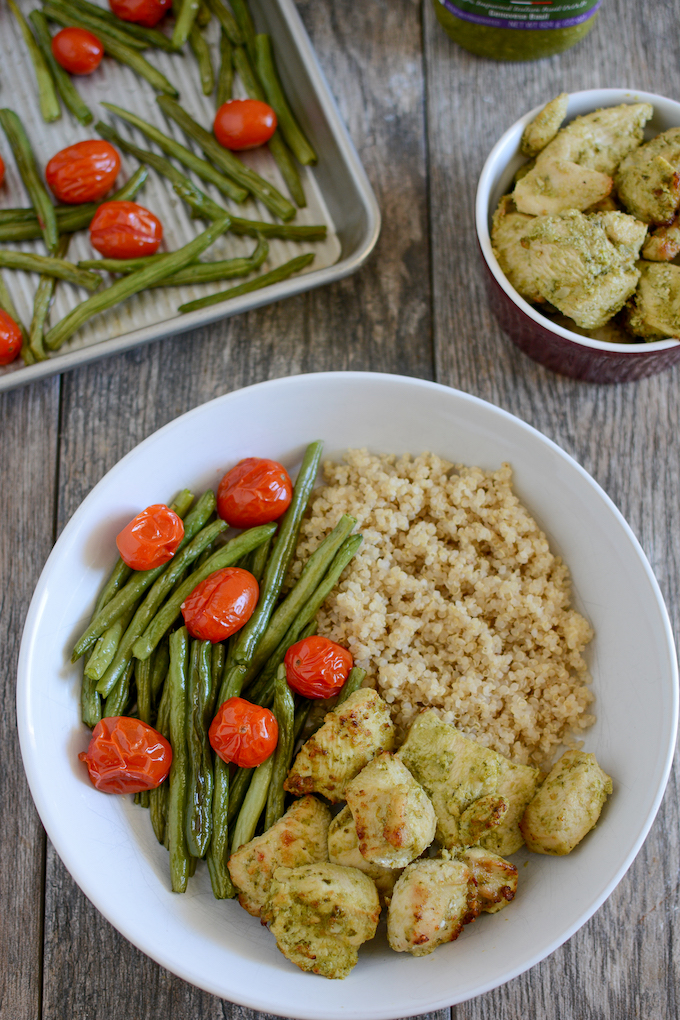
xmin=217 ymin=457 xmax=293 ymax=528
xmin=0 ymin=309 xmax=23 ymax=366
xmin=116 ymin=503 xmax=184 ymax=570
xmin=45 ymin=141 xmax=120 ymax=204
xmin=209 ymin=697 xmax=278 ymax=768
xmin=0 ymin=154 xmax=4 ymax=187
xmin=109 ymin=0 xmax=171 ymax=27
xmin=51 ymin=27 xmax=104 ymax=75
xmin=284 ymin=635 xmax=353 ymax=698
xmin=181 ymin=567 xmax=259 ymax=642
xmin=78 ymin=716 xmax=172 ymax=793
xmin=213 ymin=99 xmax=277 ymax=151
xmin=89 ymin=201 xmax=163 ymax=258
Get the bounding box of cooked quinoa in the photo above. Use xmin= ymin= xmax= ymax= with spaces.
xmin=289 ymin=450 xmax=595 ymax=766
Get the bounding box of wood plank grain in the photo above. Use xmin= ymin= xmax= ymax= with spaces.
xmin=0 ymin=378 xmax=60 ymax=1020
xmin=423 ymin=1 xmax=680 ymax=1017
xmin=40 ymin=1 xmax=433 ymax=1016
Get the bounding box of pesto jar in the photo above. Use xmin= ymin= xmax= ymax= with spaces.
xmin=432 ymin=0 xmax=601 ymax=61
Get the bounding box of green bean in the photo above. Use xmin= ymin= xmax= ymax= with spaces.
xmin=29 ymin=234 xmax=70 ymax=362
xmin=136 ymin=654 xmax=154 ymax=724
xmin=292 ymin=698 xmax=312 ymax=744
xmin=156 ymin=95 xmax=295 ymax=221
xmin=0 ymin=108 xmax=58 ymax=253
xmin=0 ymin=210 xmax=39 ymax=225
xmin=230 ymin=753 xmax=274 ymax=854
xmin=103 ymin=659 xmax=134 ymax=717
xmin=0 ymin=249 xmax=100 ymax=291
xmin=72 ymin=489 xmax=211 ymax=661
xmin=151 ymin=636 xmax=171 ymax=706
xmin=172 ymin=0 xmax=200 ymax=48
xmin=189 ymin=25 xmax=214 ymax=95
xmin=167 ymin=627 xmax=192 ymax=892
xmin=8 ymin=0 xmax=61 ymax=124
xmin=0 ymin=272 xmax=30 ymax=358
xmin=226 ymin=766 xmax=253 ymax=826
xmin=45 ymin=214 xmax=231 ymax=351
xmin=81 ymin=671 xmax=102 ymax=729
xmin=231 ymin=46 xmax=305 ymax=208
xmin=178 ymin=252 xmax=314 ymax=313
xmin=255 ymin=34 xmax=317 ymax=166
xmin=132 ymin=522 xmax=277 ymax=662
xmin=247 ymin=619 xmax=316 ymax=708
xmin=43 ymin=4 xmax=179 ymax=96
xmin=84 ymin=602 xmax=136 ymax=682
xmin=206 ymin=757 xmax=235 ymax=897
xmin=246 ymin=514 xmax=356 ymax=685
xmin=150 ymin=678 xmax=172 ymax=844
xmin=185 ymin=639 xmax=214 ymax=857
xmin=29 ymin=11 xmax=93 ymax=126
xmin=264 ymin=665 xmax=295 ymax=829
xmin=67 ymin=0 xmax=177 ymax=51
xmin=216 ymin=29 xmax=233 ymax=107
xmin=202 ymin=0 xmax=241 ymax=44
xmin=196 ymin=1 xmax=212 ymax=28
xmin=77 ymin=254 xmax=170 ymax=273
xmin=249 ymin=534 xmax=272 ymax=585
xmin=229 ymin=216 xmax=326 ymax=241
xmin=337 ymin=666 xmax=366 ymax=705
xmin=45 ymin=0 xmax=148 ymax=49
xmin=96 ymin=497 xmax=220 ymax=695
xmin=101 ymin=104 xmax=247 ymax=203
xmin=227 ymin=0 xmax=256 ymax=61
xmin=208 ymin=642 xmax=225 ymax=718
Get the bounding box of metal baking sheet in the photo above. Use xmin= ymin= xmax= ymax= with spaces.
xmin=0 ymin=0 xmax=380 ymax=392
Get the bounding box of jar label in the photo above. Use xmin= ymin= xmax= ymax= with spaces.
xmin=439 ymin=0 xmax=601 ymax=30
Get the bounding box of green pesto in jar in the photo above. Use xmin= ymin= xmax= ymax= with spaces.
xmin=432 ymin=0 xmax=600 ymax=61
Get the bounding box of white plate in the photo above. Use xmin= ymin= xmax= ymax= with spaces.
xmin=17 ymin=372 xmax=678 ymax=1018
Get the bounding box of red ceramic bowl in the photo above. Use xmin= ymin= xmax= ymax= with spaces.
xmin=476 ymin=88 xmax=680 ymax=383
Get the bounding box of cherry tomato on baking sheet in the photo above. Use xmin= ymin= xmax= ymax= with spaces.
xmin=79 ymin=716 xmax=172 ymax=793
xmin=217 ymin=457 xmax=292 ymax=529
xmin=0 ymin=153 xmax=5 ymax=187
xmin=45 ymin=140 xmax=120 ymax=204
xmin=0 ymin=309 xmax=22 ymax=366
xmin=181 ymin=567 xmax=259 ymax=642
xmin=116 ymin=503 xmax=184 ymax=570
xmin=209 ymin=697 xmax=278 ymax=768
xmin=284 ymin=635 xmax=353 ymax=699
xmin=213 ymin=99 xmax=277 ymax=151
xmin=109 ymin=0 xmax=171 ymax=27
xmin=51 ymin=27 xmax=104 ymax=75
xmin=89 ymin=200 xmax=163 ymax=258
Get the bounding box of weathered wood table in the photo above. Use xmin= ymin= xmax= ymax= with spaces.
xmin=3 ymin=1 xmax=679 ymax=1017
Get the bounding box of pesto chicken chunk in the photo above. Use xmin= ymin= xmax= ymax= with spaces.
xmin=491 ymin=196 xmax=542 ymax=303
xmin=626 ymin=261 xmax=680 ymax=339
xmin=642 ymin=215 xmax=680 ymax=261
xmin=457 ymin=846 xmax=518 ymax=914
xmin=521 ymin=93 xmax=569 ymax=158
xmin=344 ymin=752 xmax=436 ymax=869
xmin=398 ymin=710 xmax=541 ymax=855
xmin=264 ymin=862 xmax=380 ymax=979
xmin=227 ymin=796 xmax=331 ymax=918
xmin=520 ymin=750 xmax=613 ymax=855
xmin=284 ymin=688 xmax=395 ymax=803
xmin=615 ymin=127 xmax=680 ymax=224
xmin=513 ymin=158 xmax=613 ymax=216
xmin=387 ymin=855 xmax=478 ymax=957
xmin=328 ymin=804 xmax=402 ymax=904
xmin=536 ymin=102 xmax=652 ymax=177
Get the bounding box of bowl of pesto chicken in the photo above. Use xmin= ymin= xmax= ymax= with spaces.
xmin=477 ymin=89 xmax=680 ymax=382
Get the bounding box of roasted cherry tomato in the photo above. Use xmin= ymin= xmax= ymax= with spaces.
xmin=209 ymin=697 xmax=278 ymax=768
xmin=0 ymin=309 xmax=22 ymax=366
xmin=116 ymin=503 xmax=184 ymax=570
xmin=109 ymin=0 xmax=171 ymax=27
xmin=181 ymin=566 xmax=259 ymax=642
xmin=79 ymin=716 xmax=172 ymax=793
xmin=0 ymin=154 xmax=5 ymax=188
xmin=284 ymin=635 xmax=353 ymax=699
xmin=45 ymin=140 xmax=120 ymax=205
xmin=213 ymin=99 xmax=277 ymax=151
xmin=89 ymin=200 xmax=163 ymax=258
xmin=51 ymin=27 xmax=104 ymax=75
xmin=217 ymin=457 xmax=292 ymax=528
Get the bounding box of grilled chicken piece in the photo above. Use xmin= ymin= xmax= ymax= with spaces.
xmin=387 ymin=854 xmax=478 ymax=957
xmin=520 ymin=750 xmax=613 ymax=856
xmin=615 ymin=128 xmax=680 ymax=224
xmin=457 ymin=846 xmax=518 ymax=914
xmin=284 ymin=688 xmax=396 ymax=803
xmin=227 ymin=795 xmax=331 ymax=917
xmin=491 ymin=196 xmax=542 ymax=303
xmin=594 ymin=210 xmax=649 ymax=258
xmin=537 ymin=102 xmax=653 ymax=177
xmin=328 ymin=804 xmax=401 ymax=905
xmin=264 ymin=862 xmax=380 ymax=979
xmin=521 ymin=93 xmax=569 ymax=158
xmin=642 ymin=215 xmax=680 ymax=260
xmin=625 ymin=261 xmax=680 ymax=339
xmin=397 ymin=710 xmax=540 ymax=856
xmin=513 ymin=158 xmax=613 ymax=216
xmin=344 ymin=751 xmax=436 ymax=869
xmin=520 ymin=209 xmax=643 ymax=329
